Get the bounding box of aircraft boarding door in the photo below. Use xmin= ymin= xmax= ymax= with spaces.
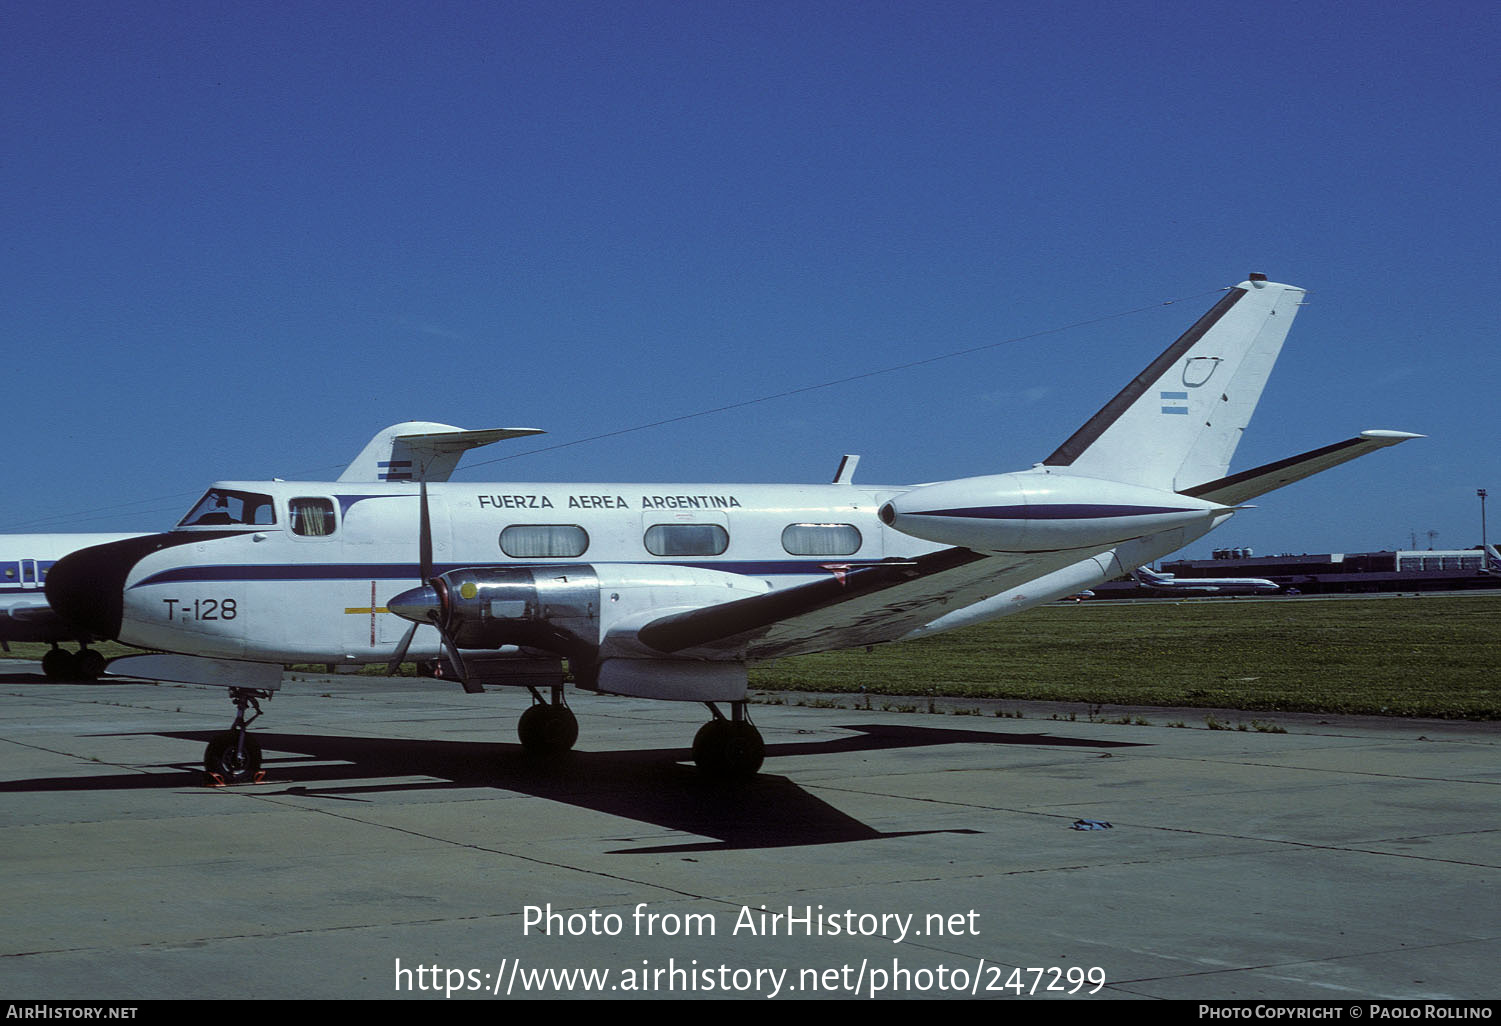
xmin=20 ymin=560 xmax=40 ymax=590
xmin=340 ymin=492 xmax=451 ymax=652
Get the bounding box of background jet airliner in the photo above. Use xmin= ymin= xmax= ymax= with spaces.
xmin=1 ymin=533 xmax=148 ymax=679
xmin=46 ymin=276 xmax=1419 ymax=780
xmin=0 ymin=422 xmax=519 ymax=680
xmin=1130 ymin=565 xmax=1280 ymax=594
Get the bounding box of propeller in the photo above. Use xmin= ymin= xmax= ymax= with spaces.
xmin=386 ymin=467 xmax=470 ymax=685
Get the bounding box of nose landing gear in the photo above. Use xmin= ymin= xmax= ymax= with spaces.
xmin=204 ymin=688 xmax=271 ymax=785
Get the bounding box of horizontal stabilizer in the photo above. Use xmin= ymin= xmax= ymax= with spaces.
xmin=338 ymin=422 xmax=545 ymax=483
xmin=1180 ymin=430 xmax=1423 ymax=505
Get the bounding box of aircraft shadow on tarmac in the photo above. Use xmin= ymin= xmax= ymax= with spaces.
xmin=0 ymin=720 xmax=1144 ymax=853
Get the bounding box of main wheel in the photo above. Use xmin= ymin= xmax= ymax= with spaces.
xmin=204 ymin=731 xmax=263 ymax=784
xmin=76 ymin=649 xmax=106 ymax=681
xmin=517 ymin=703 xmax=578 ymax=755
xmin=692 ymin=720 xmax=764 ymax=779
xmin=42 ymin=648 xmax=78 ymax=681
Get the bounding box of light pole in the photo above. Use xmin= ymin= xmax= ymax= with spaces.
xmin=1480 ymin=489 xmax=1489 ymax=569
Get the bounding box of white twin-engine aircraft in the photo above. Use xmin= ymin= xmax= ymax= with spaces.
xmin=46 ymin=276 xmax=1419 ymax=781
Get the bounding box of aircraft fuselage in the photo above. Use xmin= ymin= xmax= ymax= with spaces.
xmin=49 ymin=474 xmax=1225 ymax=667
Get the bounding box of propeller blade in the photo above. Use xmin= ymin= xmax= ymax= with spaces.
xmin=410 ymin=460 xmax=475 ymax=691
xmin=386 ymin=621 xmax=418 ymax=675
xmin=418 ymin=474 xmax=433 ymax=584
xmin=434 ymin=617 xmax=477 ymax=691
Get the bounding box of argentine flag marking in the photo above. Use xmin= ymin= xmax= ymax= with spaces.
xmin=1160 ymin=391 xmax=1189 ymax=415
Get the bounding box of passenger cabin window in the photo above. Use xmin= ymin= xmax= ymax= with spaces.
xmin=179 ymin=489 xmax=276 ymax=527
xmin=290 ymin=498 xmax=337 ymax=537
xmin=781 ymin=523 xmax=862 ymax=556
xmin=499 ymin=524 xmax=589 ymax=559
xmin=644 ymin=523 xmax=729 ymax=557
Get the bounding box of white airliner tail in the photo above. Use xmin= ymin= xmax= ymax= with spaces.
xmin=337 ymin=422 xmax=544 ymax=482
xmin=1043 ymin=275 xmax=1305 ymax=493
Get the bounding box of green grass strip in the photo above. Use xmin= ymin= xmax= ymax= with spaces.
xmin=750 ymin=595 xmax=1501 ymax=720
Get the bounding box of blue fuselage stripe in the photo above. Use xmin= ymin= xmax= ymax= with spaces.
xmin=913 ymin=504 xmax=1194 ymax=520
xmin=127 ymin=560 xmax=879 ymax=590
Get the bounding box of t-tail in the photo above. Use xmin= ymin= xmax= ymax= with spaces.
xmin=1044 ymin=274 xmax=1304 ymax=492
xmin=879 ymin=274 xmax=1420 ymax=557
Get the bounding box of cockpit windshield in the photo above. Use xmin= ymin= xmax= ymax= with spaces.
xmin=178 ymin=489 xmax=277 ymax=528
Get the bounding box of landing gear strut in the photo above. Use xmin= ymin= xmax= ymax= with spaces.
xmin=517 ymin=684 xmax=578 ymax=756
xmin=204 ymin=688 xmax=271 ymax=784
xmin=693 ymin=701 xmax=764 ymax=779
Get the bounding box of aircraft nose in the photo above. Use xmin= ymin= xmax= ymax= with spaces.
xmin=46 ymin=535 xmax=167 ymax=641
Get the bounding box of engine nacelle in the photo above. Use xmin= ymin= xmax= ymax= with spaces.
xmin=392 ymin=563 xmax=773 ymax=663
xmin=879 ymin=472 xmax=1228 ymax=553
xmin=435 ymin=565 xmax=602 ymax=658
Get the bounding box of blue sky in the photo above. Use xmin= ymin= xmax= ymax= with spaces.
xmin=4 ymin=0 xmax=1498 ymax=558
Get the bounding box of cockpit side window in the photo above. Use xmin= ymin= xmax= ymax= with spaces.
xmin=290 ymin=498 xmax=337 ymax=537
xmin=179 ymin=489 xmax=277 ymax=528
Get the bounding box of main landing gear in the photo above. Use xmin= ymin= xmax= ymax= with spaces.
xmin=693 ymin=701 xmax=764 ymax=779
xmin=41 ymin=645 xmax=106 ymax=682
xmin=191 ymin=677 xmax=765 ymax=784
xmin=513 ymin=685 xmax=764 ymax=779
xmin=203 ymin=688 xmax=271 ymax=785
xmin=517 ymin=684 xmax=578 ymax=756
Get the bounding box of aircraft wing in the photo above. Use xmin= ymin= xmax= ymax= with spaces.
xmin=1180 ymin=430 xmax=1423 ymax=506
xmin=0 ymin=597 xmax=62 ymax=624
xmin=0 ymin=597 xmax=70 ymax=641
xmin=637 ymin=547 xmax=1087 ymax=660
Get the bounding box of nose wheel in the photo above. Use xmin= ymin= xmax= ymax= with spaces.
xmin=204 ymin=688 xmax=271 ymax=785
xmin=205 ymin=731 xmax=263 ymax=784
xmin=693 ymin=702 xmax=764 ymax=779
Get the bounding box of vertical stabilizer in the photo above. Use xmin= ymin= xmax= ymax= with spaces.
xmin=1043 ymin=276 xmax=1306 ymax=492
